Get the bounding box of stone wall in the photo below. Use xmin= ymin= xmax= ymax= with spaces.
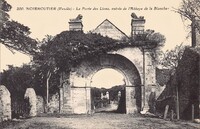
xmin=36 ymin=96 xmax=44 ymax=114
xmin=60 ymin=47 xmax=157 ymax=114
xmin=48 ymin=93 xmax=59 ymax=113
xmin=71 ymin=87 xmax=91 ymax=114
xmin=36 ymin=94 xmax=60 ymax=114
xmin=0 ymin=85 xmax=11 ymax=122
xmin=126 ymin=86 xmax=138 ymax=113
xmin=24 ymin=88 xmax=37 ymax=117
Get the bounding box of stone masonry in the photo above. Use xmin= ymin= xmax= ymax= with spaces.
xmin=59 ymin=13 xmax=157 ymax=114
xmin=24 ymin=88 xmax=37 ymax=117
xmin=0 ymin=85 xmax=11 ymax=122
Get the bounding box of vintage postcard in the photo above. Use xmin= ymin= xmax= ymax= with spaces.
xmin=0 ymin=0 xmax=199 ymax=128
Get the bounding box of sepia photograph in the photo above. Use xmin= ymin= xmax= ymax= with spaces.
xmin=0 ymin=0 xmax=200 ymax=128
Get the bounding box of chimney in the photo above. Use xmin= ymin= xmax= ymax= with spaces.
xmin=131 ymin=13 xmax=145 ymax=37
xmin=69 ymin=14 xmax=83 ymax=31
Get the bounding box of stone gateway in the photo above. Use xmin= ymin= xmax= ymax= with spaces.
xmin=59 ymin=13 xmax=157 ymax=114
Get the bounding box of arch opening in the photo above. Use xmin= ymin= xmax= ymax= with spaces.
xmin=90 ymin=68 xmax=129 ymax=113
xmin=90 ymin=68 xmax=127 ymax=88
xmin=64 ymin=54 xmax=143 ymax=114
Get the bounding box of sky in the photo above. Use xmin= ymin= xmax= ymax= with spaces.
xmin=0 ymin=0 xmax=191 ymax=87
xmin=91 ymin=68 xmax=125 ymax=88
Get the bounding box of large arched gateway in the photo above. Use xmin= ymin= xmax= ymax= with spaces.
xmin=58 ymin=13 xmax=157 ymax=114
xmin=72 ymin=53 xmax=142 ymax=114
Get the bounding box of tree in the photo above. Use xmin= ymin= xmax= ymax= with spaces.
xmin=176 ymin=0 xmax=200 ymax=47
xmin=133 ymin=29 xmax=166 ymax=65
xmin=160 ymin=44 xmax=187 ymax=74
xmin=0 ymin=0 xmax=37 ymax=54
xmin=33 ymin=35 xmax=58 ymax=107
xmin=177 ymin=0 xmax=200 ymax=21
xmin=0 ymin=65 xmax=34 ymax=99
xmin=133 ymin=29 xmax=166 ymax=48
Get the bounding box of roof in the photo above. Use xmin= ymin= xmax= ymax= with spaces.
xmin=92 ymin=19 xmax=129 ymax=40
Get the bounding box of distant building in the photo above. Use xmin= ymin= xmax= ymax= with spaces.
xmin=101 ymin=91 xmax=109 ymax=100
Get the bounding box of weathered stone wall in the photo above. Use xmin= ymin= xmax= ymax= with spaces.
xmin=60 ymin=83 xmax=73 ymax=114
xmin=70 ymin=49 xmax=143 ymax=87
xmin=48 ymin=93 xmax=59 ymax=113
xmin=0 ymin=85 xmax=11 ymax=122
xmin=71 ymin=87 xmax=91 ymax=114
xmin=59 ymin=86 xmax=91 ymax=114
xmin=36 ymin=96 xmax=44 ymax=114
xmin=126 ymin=86 xmax=138 ymax=113
xmin=24 ymin=88 xmax=37 ymax=117
xmin=59 ymin=47 xmax=157 ymax=114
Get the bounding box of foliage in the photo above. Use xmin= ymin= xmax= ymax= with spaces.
xmin=108 ymin=85 xmax=124 ymax=101
xmin=160 ymin=44 xmax=187 ymax=74
xmin=0 ymin=64 xmax=59 ymax=99
xmin=176 ymin=0 xmax=200 ymax=46
xmin=133 ymin=29 xmax=166 ymax=65
xmin=33 ymin=30 xmax=165 ymax=73
xmin=176 ymin=0 xmax=200 ymax=22
xmin=31 ymin=30 xmax=165 ymax=101
xmin=133 ymin=29 xmax=166 ymax=48
xmin=0 ymin=0 xmax=37 ymax=54
xmin=91 ymin=85 xmax=124 ymax=108
xmin=0 ymin=65 xmax=34 ymax=99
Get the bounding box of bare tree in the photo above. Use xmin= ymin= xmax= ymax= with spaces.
xmin=175 ymin=0 xmax=200 ymax=47
xmin=160 ymin=44 xmax=187 ymax=74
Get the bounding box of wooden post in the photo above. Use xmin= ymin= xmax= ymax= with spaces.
xmin=171 ymin=110 xmax=174 ymax=121
xmin=176 ymin=86 xmax=180 ymax=120
xmin=164 ymin=105 xmax=169 ymax=119
xmin=192 ymin=104 xmax=194 ymax=121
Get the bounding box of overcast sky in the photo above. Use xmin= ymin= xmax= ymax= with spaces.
xmin=0 ymin=0 xmax=191 ymax=87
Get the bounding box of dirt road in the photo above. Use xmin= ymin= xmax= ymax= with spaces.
xmin=2 ymin=113 xmax=200 ymax=129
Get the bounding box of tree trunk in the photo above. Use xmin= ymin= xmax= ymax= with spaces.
xmin=46 ymin=71 xmax=51 ymax=108
xmin=176 ymin=85 xmax=180 ymax=120
xmin=191 ymin=20 xmax=196 ymax=47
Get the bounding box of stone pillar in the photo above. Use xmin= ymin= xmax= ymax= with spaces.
xmin=118 ymin=91 xmax=121 ymax=102
xmin=106 ymin=91 xmax=109 ymax=100
xmin=126 ymin=86 xmax=137 ymax=114
xmin=59 ymin=87 xmax=63 ymax=113
xmin=62 ymin=83 xmax=73 ymax=113
xmin=141 ymin=50 xmax=156 ymax=114
xmin=24 ymin=88 xmax=37 ymax=117
xmin=85 ymin=87 xmax=91 ymax=114
xmin=0 ymin=85 xmax=11 ymax=122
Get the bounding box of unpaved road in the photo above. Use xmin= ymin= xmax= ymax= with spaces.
xmin=2 ymin=113 xmax=200 ymax=129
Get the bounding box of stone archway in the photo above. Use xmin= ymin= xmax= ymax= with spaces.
xmin=70 ymin=54 xmax=142 ymax=88
xmin=59 ymin=53 xmax=143 ymax=114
